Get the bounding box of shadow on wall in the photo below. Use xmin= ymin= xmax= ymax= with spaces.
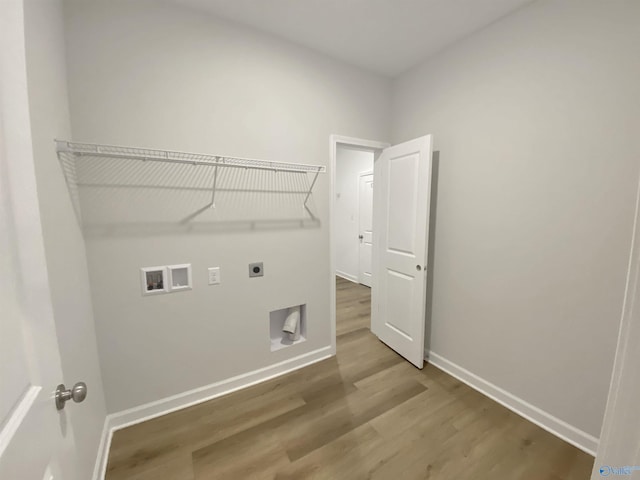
xmin=58 ymin=152 xmax=321 ymax=237
xmin=424 ymin=150 xmax=440 ymax=354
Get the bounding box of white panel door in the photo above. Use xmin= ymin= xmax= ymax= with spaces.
xmin=371 ymin=135 xmax=433 ymax=368
xmin=358 ymin=172 xmax=374 ymax=287
xmin=0 ymin=2 xmax=79 ymax=478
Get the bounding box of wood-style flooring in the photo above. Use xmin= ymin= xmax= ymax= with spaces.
xmin=105 ymin=277 xmax=594 ymax=479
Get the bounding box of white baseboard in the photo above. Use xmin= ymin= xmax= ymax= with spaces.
xmin=92 ymin=346 xmax=332 ymax=480
xmin=336 ymin=270 xmax=358 ymax=283
xmin=425 ymin=350 xmax=598 ymax=456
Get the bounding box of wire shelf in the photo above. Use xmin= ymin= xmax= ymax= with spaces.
xmin=55 ymin=140 xmax=326 ymax=174
xmin=55 ymin=140 xmax=325 ymax=226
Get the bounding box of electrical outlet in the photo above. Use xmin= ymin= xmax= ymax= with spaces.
xmin=249 ymin=262 xmax=264 ymax=277
xmin=208 ymin=267 xmax=220 ymax=285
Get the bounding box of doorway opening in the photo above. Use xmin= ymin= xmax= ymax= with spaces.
xmin=335 ymin=146 xmax=374 ymax=286
xmin=329 ymin=136 xmax=389 ymax=353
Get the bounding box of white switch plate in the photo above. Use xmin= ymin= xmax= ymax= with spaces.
xmin=208 ymin=267 xmax=220 ymax=285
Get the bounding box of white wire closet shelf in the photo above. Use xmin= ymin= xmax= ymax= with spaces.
xmin=55 ymin=140 xmax=326 ymax=224
xmin=55 ymin=140 xmax=326 ymax=174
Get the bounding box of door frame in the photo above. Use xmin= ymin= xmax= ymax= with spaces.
xmin=592 ymin=175 xmax=640 ymax=474
xmin=329 ymin=135 xmax=390 ymax=354
xmin=357 ymin=169 xmax=374 ymax=286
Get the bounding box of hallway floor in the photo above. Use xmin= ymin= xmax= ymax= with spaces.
xmin=105 ymin=277 xmax=594 ymax=479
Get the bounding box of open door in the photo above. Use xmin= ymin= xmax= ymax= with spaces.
xmin=1 ymin=2 xmax=82 ymax=477
xmin=371 ymin=135 xmax=433 ymax=368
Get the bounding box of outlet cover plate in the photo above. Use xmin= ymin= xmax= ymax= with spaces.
xmin=208 ymin=267 xmax=220 ymax=285
xmin=249 ymin=262 xmax=264 ymax=277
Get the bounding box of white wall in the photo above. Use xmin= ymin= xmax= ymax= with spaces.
xmin=392 ymin=0 xmax=640 ymax=441
xmin=23 ymin=0 xmax=107 ymax=478
xmin=335 ymin=146 xmax=374 ymax=281
xmin=63 ymin=0 xmax=390 ymax=413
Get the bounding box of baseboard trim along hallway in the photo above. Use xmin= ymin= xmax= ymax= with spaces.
xmin=335 ymin=270 xmax=358 ymax=283
xmin=92 ymin=346 xmax=333 ymax=480
xmin=425 ymin=350 xmax=599 ymax=456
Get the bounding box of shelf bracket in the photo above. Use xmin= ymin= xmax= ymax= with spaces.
xmin=55 ymin=139 xmax=72 ymax=153
xmin=210 ymin=163 xmax=219 ymax=208
xmin=303 ymin=167 xmax=321 ymax=216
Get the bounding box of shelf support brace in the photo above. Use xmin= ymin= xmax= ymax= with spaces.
xmin=303 ymin=168 xmax=321 ymax=215
xmin=210 ymin=163 xmax=219 ymax=208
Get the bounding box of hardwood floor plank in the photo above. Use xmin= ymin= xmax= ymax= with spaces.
xmin=285 ymin=381 xmax=427 ymax=461
xmin=274 ymin=423 xmax=385 ymax=480
xmin=106 ymin=446 xmax=194 ymax=480
xmin=107 ymin=391 xmax=307 ymax=472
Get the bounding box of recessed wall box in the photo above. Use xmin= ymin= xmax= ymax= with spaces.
xmin=269 ymin=304 xmax=307 ymax=351
xmin=168 ymin=264 xmax=192 ymax=292
xmin=140 ymin=266 xmax=169 ymax=296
